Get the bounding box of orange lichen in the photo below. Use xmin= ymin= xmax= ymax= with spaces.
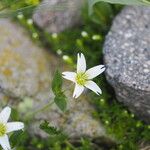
xmin=0 ymin=48 xmax=25 ymax=78
xmin=2 ymin=68 xmax=12 ymax=77
xmin=0 ymin=48 xmax=25 ymax=67
xmin=2 ymin=95 xmax=9 ymax=102
xmin=37 ymin=59 xmax=47 ymax=72
xmin=10 ymin=40 xmax=20 ymax=48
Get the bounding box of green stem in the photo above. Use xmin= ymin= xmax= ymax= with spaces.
xmin=34 ymin=101 xmax=54 ymax=115
xmin=25 ymin=83 xmax=73 ymax=120
xmin=26 ymin=101 xmax=55 ymax=119
xmin=65 ymin=140 xmax=77 ymax=150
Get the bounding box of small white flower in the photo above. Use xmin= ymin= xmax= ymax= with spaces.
xmin=62 ymin=53 xmax=105 ymax=98
xmin=32 ymin=32 xmax=38 ymax=39
xmin=62 ymin=55 xmax=70 ymax=61
xmin=0 ymin=107 xmax=24 ymax=150
xmin=57 ymin=49 xmax=62 ymax=55
xmin=27 ymin=19 xmax=33 ymax=25
xmin=81 ymin=31 xmax=88 ymax=37
xmin=51 ymin=33 xmax=58 ymax=39
xmin=92 ymin=35 xmax=102 ymax=41
xmin=17 ymin=13 xmax=24 ymax=20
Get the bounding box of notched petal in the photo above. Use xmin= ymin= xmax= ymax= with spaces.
xmin=6 ymin=122 xmax=24 ymax=133
xmin=0 ymin=107 xmax=11 ymax=123
xmin=62 ymin=72 xmax=76 ymax=82
xmin=73 ymin=84 xmax=84 ymax=98
xmin=85 ymin=81 xmax=102 ymax=95
xmin=86 ymin=65 xmax=105 ymax=79
xmin=77 ymin=53 xmax=86 ymax=73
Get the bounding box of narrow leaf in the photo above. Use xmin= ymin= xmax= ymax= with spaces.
xmin=40 ymin=121 xmax=62 ymax=135
xmin=54 ymin=94 xmax=67 ymax=112
xmin=10 ymin=130 xmax=26 ymax=147
xmin=52 ymin=70 xmax=63 ymax=95
xmin=90 ymin=2 xmax=114 ymax=27
xmin=88 ymin=0 xmax=150 ymax=15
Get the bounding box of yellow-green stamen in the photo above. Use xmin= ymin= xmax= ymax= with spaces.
xmin=0 ymin=123 xmax=6 ymax=136
xmin=76 ymin=73 xmax=88 ymax=86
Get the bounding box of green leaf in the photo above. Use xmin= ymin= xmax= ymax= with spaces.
xmin=52 ymin=70 xmax=63 ymax=95
xmin=11 ymin=108 xmax=19 ymax=120
xmin=90 ymin=2 xmax=114 ymax=27
xmin=10 ymin=130 xmax=26 ymax=147
xmin=52 ymin=70 xmax=67 ymax=112
xmin=88 ymin=0 xmax=150 ymax=15
xmin=40 ymin=121 xmax=62 ymax=135
xmin=54 ymin=93 xmax=67 ymax=112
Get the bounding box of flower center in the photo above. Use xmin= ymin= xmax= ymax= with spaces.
xmin=76 ymin=72 xmax=88 ymax=86
xmin=0 ymin=123 xmax=6 ymax=136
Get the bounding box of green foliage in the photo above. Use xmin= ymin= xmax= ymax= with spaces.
xmin=40 ymin=121 xmax=62 ymax=135
xmin=11 ymin=108 xmax=20 ymax=120
xmin=88 ymin=0 xmax=150 ymax=15
xmin=54 ymin=94 xmax=67 ymax=112
xmin=40 ymin=121 xmax=93 ymax=150
xmin=92 ymin=96 xmax=150 ymax=149
xmin=0 ymin=0 xmax=40 ymax=17
xmin=52 ymin=70 xmax=63 ymax=95
xmin=52 ymin=70 xmax=67 ymax=112
xmin=90 ymin=2 xmax=114 ymax=29
xmin=10 ymin=131 xmax=27 ymax=148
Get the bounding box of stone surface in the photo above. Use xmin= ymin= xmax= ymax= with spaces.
xmin=33 ymin=0 xmax=83 ymax=33
xmin=103 ymin=6 xmax=150 ymax=123
xmin=0 ymin=18 xmax=106 ymax=139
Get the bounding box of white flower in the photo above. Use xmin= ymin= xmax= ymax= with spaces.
xmin=81 ymin=31 xmax=88 ymax=37
xmin=17 ymin=13 xmax=24 ymax=20
xmin=62 ymin=53 xmax=105 ymax=98
xmin=27 ymin=19 xmax=33 ymax=25
xmin=51 ymin=33 xmax=58 ymax=39
xmin=0 ymin=106 xmax=24 ymax=150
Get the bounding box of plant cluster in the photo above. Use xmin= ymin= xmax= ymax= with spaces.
xmin=0 ymin=1 xmax=149 ymax=150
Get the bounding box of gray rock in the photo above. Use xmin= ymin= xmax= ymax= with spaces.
xmin=32 ymin=0 xmax=84 ymax=33
xmin=103 ymin=6 xmax=150 ymax=123
xmin=0 ymin=18 xmax=106 ymax=139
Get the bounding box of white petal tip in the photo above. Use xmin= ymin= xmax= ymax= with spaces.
xmin=99 ymin=65 xmax=106 ymax=72
xmin=62 ymin=72 xmax=66 ymax=76
xmin=96 ymin=91 xmax=102 ymax=95
xmin=97 ymin=89 xmax=102 ymax=95
xmin=4 ymin=106 xmax=11 ymax=111
xmin=78 ymin=53 xmax=85 ymax=60
xmin=73 ymin=94 xmax=77 ymax=99
xmin=2 ymin=106 xmax=11 ymax=115
xmin=102 ymin=66 xmax=106 ymax=70
xmin=20 ymin=123 xmax=25 ymax=129
xmin=77 ymin=53 xmax=86 ymax=73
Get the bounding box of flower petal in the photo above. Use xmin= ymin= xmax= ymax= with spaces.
xmin=73 ymin=84 xmax=84 ymax=98
xmin=77 ymin=53 xmax=86 ymax=73
xmin=62 ymin=72 xmax=76 ymax=82
xmin=85 ymin=81 xmax=102 ymax=95
xmin=0 ymin=107 xmax=11 ymax=123
xmin=86 ymin=65 xmax=105 ymax=79
xmin=6 ymin=122 xmax=24 ymax=133
xmin=0 ymin=135 xmax=11 ymax=150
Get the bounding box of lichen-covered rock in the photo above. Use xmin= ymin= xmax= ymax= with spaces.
xmin=0 ymin=18 xmax=106 ymax=139
xmin=33 ymin=0 xmax=84 ymax=33
xmin=103 ymin=6 xmax=150 ymax=123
